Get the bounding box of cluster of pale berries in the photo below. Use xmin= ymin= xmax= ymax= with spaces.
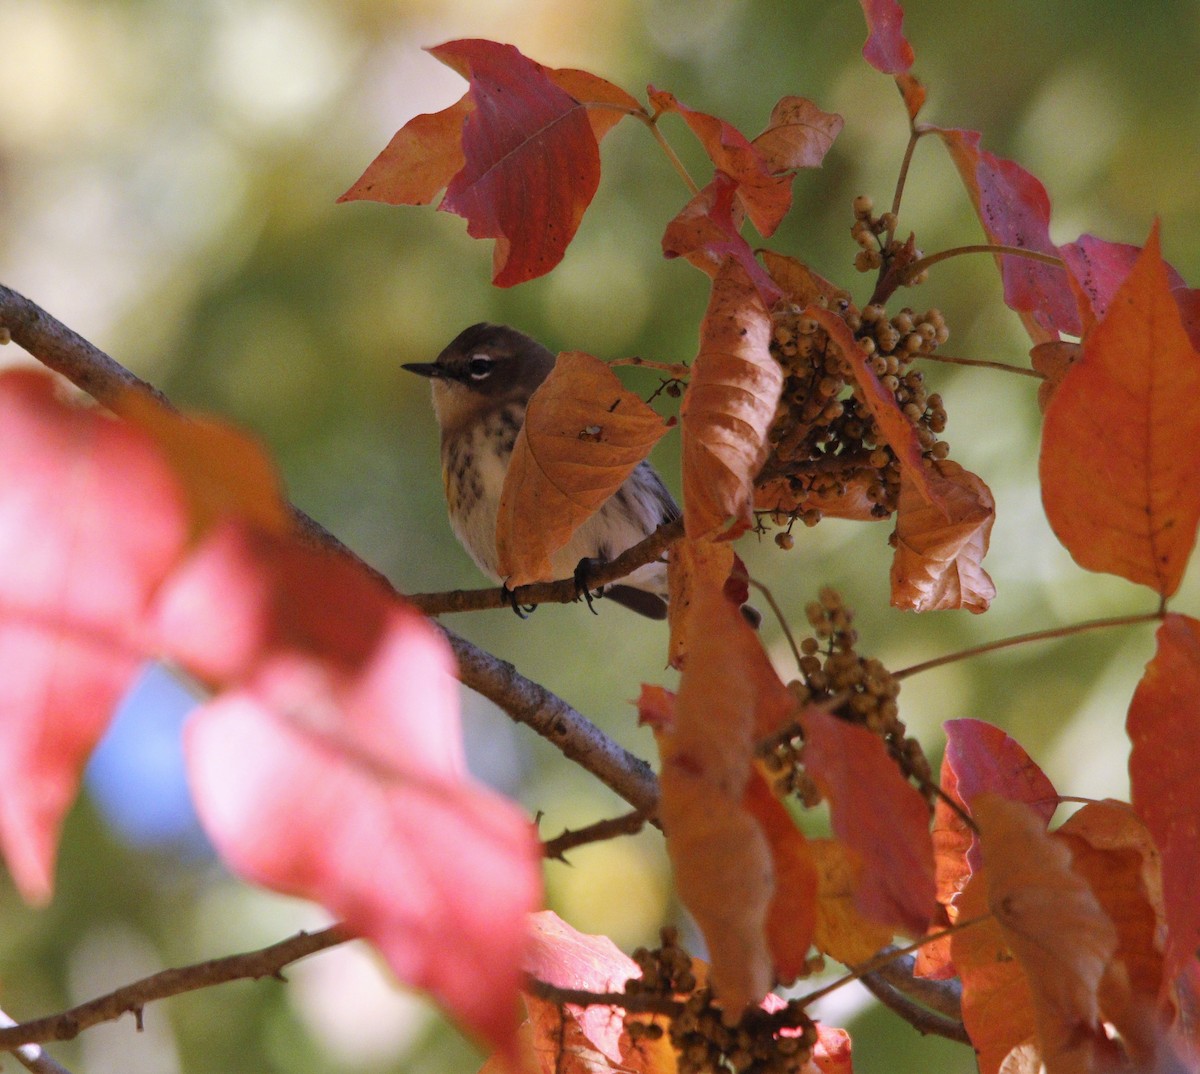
xmin=760 ymin=197 xmax=951 ymax=542
xmin=625 ymin=929 xmax=817 ymax=1074
xmin=764 ymin=588 xmax=933 ymax=801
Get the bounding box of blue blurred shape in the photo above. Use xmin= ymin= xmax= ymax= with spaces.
xmin=86 ymin=662 xmax=212 ymax=854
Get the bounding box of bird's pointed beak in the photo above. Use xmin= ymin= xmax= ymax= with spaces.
xmin=402 ymin=362 xmax=447 ymax=379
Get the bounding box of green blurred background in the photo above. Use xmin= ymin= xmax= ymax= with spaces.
xmin=2 ymin=0 xmax=1200 ymax=1070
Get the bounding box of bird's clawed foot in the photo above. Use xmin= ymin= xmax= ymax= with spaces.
xmin=572 ymin=557 xmax=605 ymax=615
xmin=501 ymin=582 xmax=537 ymax=619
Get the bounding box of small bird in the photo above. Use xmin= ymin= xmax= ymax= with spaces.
xmin=403 ymin=323 xmax=680 ymax=618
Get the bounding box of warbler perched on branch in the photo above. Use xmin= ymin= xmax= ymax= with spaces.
xmin=404 ymin=323 xmax=679 ymax=618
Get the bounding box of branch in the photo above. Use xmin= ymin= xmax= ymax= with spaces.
xmin=407 ymin=518 xmax=684 ymax=615
xmin=0 ymin=928 xmax=347 ymax=1050
xmin=0 ymin=1010 xmax=75 ymax=1074
xmin=0 ymin=283 xmax=662 ymax=819
xmin=542 ymin=808 xmax=650 ymax=861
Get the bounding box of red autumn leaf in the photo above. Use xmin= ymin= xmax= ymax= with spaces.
xmin=1040 ymin=223 xmax=1200 ymax=598
xmin=974 ymin=793 xmax=1119 ymax=1074
xmin=890 ymin=459 xmax=995 ymax=613
xmin=807 ymin=1024 xmax=854 ymax=1074
xmin=338 ymin=96 xmax=472 ymax=206
xmin=649 ymin=87 xmax=793 ymax=236
xmin=750 ymin=96 xmax=844 ymax=173
xmin=156 ymin=523 xmax=542 ymax=1054
xmin=428 ymin=39 xmax=602 ymax=286
xmin=806 ymin=305 xmax=943 ymax=512
xmin=1172 ymin=285 xmax=1200 ymax=351
xmin=654 ymin=576 xmax=795 ymax=1011
xmin=1128 ymin=613 xmax=1200 ymax=982
xmin=681 ymin=258 xmax=783 ymax=540
xmin=951 ymin=871 xmax=1039 ymax=1074
xmin=799 ymin=707 xmax=935 ymax=935
xmin=661 ymin=173 xmax=784 ymax=305
xmin=858 ymin=0 xmax=915 ymax=74
xmin=546 ymin=67 xmax=643 ymax=142
xmin=933 ymin=127 xmax=1079 ymax=342
xmin=0 ymin=371 xmax=189 ymax=903
xmin=494 ymin=351 xmax=670 ymax=587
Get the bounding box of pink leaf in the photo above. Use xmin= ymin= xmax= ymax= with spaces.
xmin=0 ymin=371 xmax=188 ymax=902
xmin=858 ymin=0 xmax=915 ymax=74
xmin=156 ymin=523 xmax=542 ymax=1053
xmin=934 ymin=128 xmax=1079 ymax=342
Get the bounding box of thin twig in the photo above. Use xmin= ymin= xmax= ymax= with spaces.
xmin=542 ymin=809 xmax=650 ymax=861
xmin=894 ymin=610 xmax=1164 ymax=681
xmin=639 ymin=115 xmax=701 ymax=196
xmin=898 ymin=243 xmax=1064 ymax=285
xmin=0 ymin=928 xmax=347 ymax=1050
xmin=747 ymin=578 xmax=804 ymax=673
xmin=916 ymin=352 xmax=1045 ymax=379
xmin=525 ymin=977 xmax=682 ymax=1018
xmin=886 ymin=127 xmax=926 ymax=243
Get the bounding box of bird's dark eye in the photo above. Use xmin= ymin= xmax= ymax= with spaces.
xmin=468 ymin=355 xmax=495 ymax=379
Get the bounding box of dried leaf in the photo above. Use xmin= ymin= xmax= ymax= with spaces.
xmin=934 ymin=127 xmax=1079 ymax=342
xmin=975 ymin=793 xmax=1118 ymax=1074
xmin=750 ymin=97 xmax=844 ymax=173
xmin=681 ymin=259 xmax=783 ymax=540
xmin=650 ymin=87 xmax=793 ymax=236
xmin=858 ymin=0 xmax=916 ymax=73
xmin=807 ymin=305 xmax=944 ymax=512
xmin=431 ymin=39 xmax=602 ymax=286
xmin=666 ymin=537 xmax=736 ymax=669
xmin=1128 ymin=613 xmax=1200 ymax=981
xmin=655 ymin=577 xmax=795 ymax=1011
xmin=800 ymin=708 xmax=935 ymax=935
xmin=890 ymin=459 xmax=995 ymax=613
xmin=760 ymin=250 xmax=852 ymax=309
xmin=496 ymin=351 xmax=670 ymax=587
xmin=1040 ymin=223 xmax=1200 ymax=598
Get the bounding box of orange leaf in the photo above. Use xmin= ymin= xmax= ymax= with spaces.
xmin=800 ymin=708 xmax=935 ymax=935
xmin=666 ymin=537 xmax=736 ymax=669
xmin=116 ymin=389 xmax=290 ymax=538
xmin=952 ymin=871 xmax=1039 ymax=1074
xmin=750 ymin=97 xmax=844 ymax=173
xmin=760 ymin=250 xmax=851 ymax=309
xmin=890 ymin=459 xmax=995 ymax=613
xmin=745 ymin=771 xmax=818 ymax=984
xmin=806 ymin=305 xmax=943 ymax=513
xmin=0 ymin=371 xmax=189 ymax=902
xmin=649 ymin=87 xmax=793 ymax=237
xmin=809 ymin=839 xmax=894 ymax=965
xmin=496 ymin=351 xmax=670 ymax=586
xmin=1029 ymin=340 xmax=1080 ymax=413
xmin=974 ymin=793 xmax=1118 ymax=1074
xmin=546 ymin=68 xmax=642 ymax=142
xmin=1040 ymin=224 xmax=1200 ymax=597
xmin=337 ymin=95 xmax=472 ymax=206
xmin=895 ymin=74 xmax=926 ymax=122
xmin=681 ymin=258 xmax=782 ymax=540
xmin=655 ymin=577 xmax=795 ymax=1011
xmin=1128 ymin=613 xmax=1200 ymax=981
